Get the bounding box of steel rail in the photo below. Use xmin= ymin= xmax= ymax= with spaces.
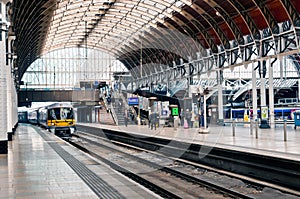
xmin=76 ymin=124 xmax=300 ymax=194
xmin=71 ymin=131 xmax=256 ymax=198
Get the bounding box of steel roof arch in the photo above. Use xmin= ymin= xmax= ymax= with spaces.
xmin=11 ymin=0 xmax=300 ymax=82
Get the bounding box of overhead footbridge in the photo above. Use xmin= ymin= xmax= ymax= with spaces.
xmin=18 ymin=89 xmax=100 ymax=107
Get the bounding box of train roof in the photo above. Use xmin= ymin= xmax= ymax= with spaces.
xmin=46 ymin=102 xmax=73 ymax=109
xmin=17 ymin=106 xmax=29 ymax=112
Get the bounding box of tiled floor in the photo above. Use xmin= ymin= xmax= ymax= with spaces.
xmin=0 ymin=124 xmax=160 ymax=199
xmin=2 ymin=121 xmax=299 ymax=198
xmin=0 ymin=124 xmax=98 ymax=199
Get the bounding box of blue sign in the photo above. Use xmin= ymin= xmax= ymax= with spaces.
xmin=162 ymin=110 xmax=168 ymax=116
xmin=128 ymin=97 xmax=139 ymax=106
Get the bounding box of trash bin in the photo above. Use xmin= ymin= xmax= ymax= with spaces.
xmin=293 ymin=111 xmax=300 ymax=129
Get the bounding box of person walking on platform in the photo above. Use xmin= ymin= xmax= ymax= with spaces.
xmin=150 ymin=112 xmax=157 ymax=130
xmin=124 ymin=109 xmax=128 ymax=127
xmin=148 ymin=110 xmax=151 ymax=128
xmin=185 ymin=109 xmax=192 ymax=128
xmin=180 ymin=108 xmax=184 ymax=126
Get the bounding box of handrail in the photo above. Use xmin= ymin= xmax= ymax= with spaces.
xmin=100 ymin=92 xmax=118 ymax=125
xmin=109 ymin=95 xmax=119 ymax=125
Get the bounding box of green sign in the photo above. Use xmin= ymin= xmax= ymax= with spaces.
xmin=261 ymin=106 xmax=268 ymax=120
xmin=171 ymin=107 xmax=179 ymax=116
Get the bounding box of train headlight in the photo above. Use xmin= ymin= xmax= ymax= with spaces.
xmin=51 ymin=123 xmax=55 ymax=126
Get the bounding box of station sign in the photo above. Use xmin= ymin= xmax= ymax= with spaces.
xmin=128 ymin=97 xmax=139 ymax=106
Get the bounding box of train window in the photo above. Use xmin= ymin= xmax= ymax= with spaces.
xmin=61 ymin=108 xmax=73 ymax=119
xmin=49 ymin=109 xmax=59 ymax=120
xmin=49 ymin=108 xmax=74 ymax=120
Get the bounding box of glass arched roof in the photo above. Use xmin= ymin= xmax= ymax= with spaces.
xmin=11 ymin=0 xmax=300 ymax=81
xmin=44 ymin=0 xmax=191 ymax=55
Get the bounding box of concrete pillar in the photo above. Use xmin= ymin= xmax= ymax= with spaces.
xmin=252 ymin=62 xmax=258 ymax=121
xmin=12 ymin=81 xmax=18 ymax=132
xmin=7 ymin=36 xmax=15 ymax=137
xmin=6 ymin=70 xmax=12 ymax=140
xmin=0 ymin=0 xmax=8 ymax=153
xmin=269 ymin=59 xmax=275 ymax=128
xmin=217 ymin=70 xmax=224 ymax=124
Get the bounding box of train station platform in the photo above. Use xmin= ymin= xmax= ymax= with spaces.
xmin=77 ymin=122 xmax=300 ymax=162
xmin=0 ymin=124 xmax=160 ymax=199
xmin=1 ymin=122 xmax=300 ymax=198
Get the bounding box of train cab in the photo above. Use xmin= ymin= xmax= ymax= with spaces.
xmin=38 ymin=103 xmax=76 ymax=137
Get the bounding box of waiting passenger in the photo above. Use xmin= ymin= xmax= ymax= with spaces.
xmin=185 ymin=109 xmax=192 ymax=128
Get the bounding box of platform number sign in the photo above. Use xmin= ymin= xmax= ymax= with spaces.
xmin=261 ymin=106 xmax=268 ymax=120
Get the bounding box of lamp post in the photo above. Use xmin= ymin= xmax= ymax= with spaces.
xmin=138 ymin=95 xmax=141 ymax=125
xmin=137 ymin=32 xmax=143 ymax=125
xmin=25 ymin=82 xmax=28 ymax=102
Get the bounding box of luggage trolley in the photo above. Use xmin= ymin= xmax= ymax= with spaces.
xmin=293 ymin=111 xmax=300 ymax=129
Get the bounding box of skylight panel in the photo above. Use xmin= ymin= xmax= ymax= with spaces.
xmin=164 ymin=0 xmax=176 ymax=4
xmin=155 ymin=3 xmax=166 ymax=10
xmin=175 ymin=1 xmax=184 ymax=8
xmin=148 ymin=9 xmax=158 ymax=16
xmin=158 ymin=14 xmax=165 ymax=19
xmin=143 ymin=0 xmax=155 ymax=6
xmin=141 ymin=15 xmax=151 ymax=21
xmin=137 ymin=6 xmax=147 ymax=12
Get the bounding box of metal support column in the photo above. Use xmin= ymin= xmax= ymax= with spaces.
xmin=269 ymin=59 xmax=275 ymax=128
xmin=217 ymin=70 xmax=224 ymax=124
xmin=252 ymin=62 xmax=258 ymax=121
xmin=279 ymin=55 xmax=283 ymax=80
xmin=260 ymin=60 xmax=267 ymax=107
xmin=259 ymin=60 xmax=270 ymax=128
xmin=204 ymin=95 xmax=207 ymax=129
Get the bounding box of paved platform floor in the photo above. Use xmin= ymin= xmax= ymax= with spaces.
xmin=1 ymin=122 xmax=300 ymax=198
xmin=78 ymin=122 xmax=300 ymax=161
xmin=0 ymin=124 xmax=160 ymax=199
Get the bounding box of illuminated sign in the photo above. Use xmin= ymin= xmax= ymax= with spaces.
xmin=171 ymin=107 xmax=179 ymax=116
xmin=128 ymin=97 xmax=139 ymax=105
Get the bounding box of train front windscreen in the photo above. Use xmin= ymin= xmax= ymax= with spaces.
xmin=48 ymin=108 xmax=74 ymax=120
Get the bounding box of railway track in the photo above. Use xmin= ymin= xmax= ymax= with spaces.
xmin=68 ymin=130 xmax=299 ymax=198
xmin=76 ymin=124 xmax=300 ymax=195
